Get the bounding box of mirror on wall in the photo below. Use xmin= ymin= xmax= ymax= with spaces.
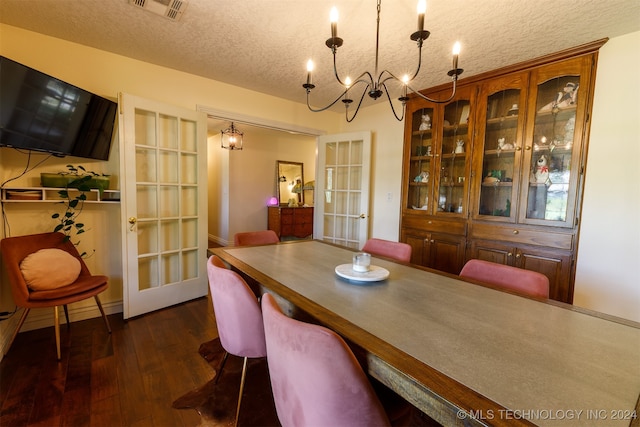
xmin=276 ymin=160 xmax=304 ymax=206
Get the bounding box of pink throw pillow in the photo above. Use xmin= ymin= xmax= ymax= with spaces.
xmin=20 ymin=249 xmax=81 ymax=291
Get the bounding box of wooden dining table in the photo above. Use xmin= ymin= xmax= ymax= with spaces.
xmin=209 ymin=240 xmax=640 ymax=427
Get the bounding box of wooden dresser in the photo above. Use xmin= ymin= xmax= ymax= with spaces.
xmin=268 ymin=206 xmax=313 ymax=240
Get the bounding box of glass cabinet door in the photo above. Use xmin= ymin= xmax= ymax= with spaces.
xmin=406 ymin=106 xmax=435 ymax=212
xmin=436 ymin=97 xmax=471 ymax=214
xmin=475 ymin=74 xmax=528 ymax=221
xmin=521 ymin=57 xmax=589 ymax=227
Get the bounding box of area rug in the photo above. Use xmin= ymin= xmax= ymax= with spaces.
xmin=172 ymin=338 xmax=281 ymax=426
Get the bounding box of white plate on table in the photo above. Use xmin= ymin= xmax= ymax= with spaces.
xmin=335 ymin=264 xmax=389 ymax=282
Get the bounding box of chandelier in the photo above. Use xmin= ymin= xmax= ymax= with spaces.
xmin=220 ymin=122 xmax=244 ymax=150
xmin=302 ymin=0 xmax=463 ymax=122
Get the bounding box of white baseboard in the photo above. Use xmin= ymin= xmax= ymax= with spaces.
xmin=21 ymin=300 xmax=123 ymax=332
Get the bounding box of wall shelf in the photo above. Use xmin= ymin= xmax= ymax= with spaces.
xmin=1 ymin=187 xmax=120 ymax=203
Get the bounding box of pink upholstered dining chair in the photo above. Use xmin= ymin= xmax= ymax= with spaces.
xmin=261 ymin=293 xmax=391 ymax=427
xmin=233 ymin=230 xmax=279 ymax=246
xmin=207 ymin=255 xmax=267 ymax=427
xmin=362 ymin=238 xmax=412 ymax=263
xmin=459 ymin=259 xmax=550 ymax=298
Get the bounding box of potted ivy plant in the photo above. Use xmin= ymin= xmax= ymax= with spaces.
xmin=48 ymin=165 xmax=108 ymax=256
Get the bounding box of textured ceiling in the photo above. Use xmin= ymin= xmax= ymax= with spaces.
xmin=1 ymin=0 xmax=639 ymax=113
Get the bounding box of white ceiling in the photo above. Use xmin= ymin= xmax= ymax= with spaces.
xmin=1 ymin=0 xmax=639 ymax=113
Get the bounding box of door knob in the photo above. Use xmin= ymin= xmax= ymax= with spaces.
xmin=359 ymin=213 xmax=366 ymax=219
xmin=128 ymin=217 xmax=137 ymax=231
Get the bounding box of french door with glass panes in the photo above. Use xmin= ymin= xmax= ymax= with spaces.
xmin=119 ymin=93 xmax=208 ymax=319
xmin=315 ymin=132 xmax=371 ymax=249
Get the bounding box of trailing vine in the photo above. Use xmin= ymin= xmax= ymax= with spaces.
xmin=50 ymin=165 xmax=107 ymax=257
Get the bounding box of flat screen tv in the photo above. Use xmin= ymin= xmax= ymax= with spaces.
xmin=0 ymin=56 xmax=117 ymax=161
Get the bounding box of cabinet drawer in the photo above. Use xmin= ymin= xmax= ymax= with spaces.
xmin=402 ymin=216 xmax=466 ymax=236
xmin=470 ymin=223 xmax=573 ymax=250
xmin=281 ymin=215 xmax=294 ymax=225
xmin=294 ymin=210 xmax=313 ymax=221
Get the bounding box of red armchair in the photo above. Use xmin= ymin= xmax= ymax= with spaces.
xmin=1 ymin=232 xmax=111 ymax=360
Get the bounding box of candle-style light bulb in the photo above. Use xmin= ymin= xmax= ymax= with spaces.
xmin=402 ymin=74 xmax=410 ymax=97
xmin=306 ymin=59 xmax=314 ymax=85
xmin=330 ymin=7 xmax=338 ymax=39
xmin=417 ymin=0 xmax=426 ymax=32
xmin=452 ymin=41 xmax=461 ymax=71
xmin=343 ymin=76 xmax=352 ymax=102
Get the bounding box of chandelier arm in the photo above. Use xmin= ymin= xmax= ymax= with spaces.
xmin=376 ymin=42 xmax=425 ymax=88
xmin=331 ymin=49 xmax=348 ymax=87
xmin=332 ymin=45 xmax=376 ymax=88
xmin=306 ymin=88 xmax=351 ymax=112
xmin=354 ymin=71 xmax=375 ymax=86
xmin=380 ymin=82 xmax=405 ymax=121
xmin=345 ymin=85 xmax=371 ymax=123
xmin=407 ymin=77 xmax=459 ymax=104
xmin=377 ymin=70 xmax=405 ymax=87
xmin=407 ymin=37 xmax=425 ymax=82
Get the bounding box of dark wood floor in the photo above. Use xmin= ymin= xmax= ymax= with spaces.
xmin=0 ymin=297 xmax=218 ymax=427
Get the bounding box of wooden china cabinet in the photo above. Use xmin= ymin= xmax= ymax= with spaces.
xmin=400 ymin=39 xmax=607 ymax=303
xmin=401 ymin=84 xmax=475 ymax=275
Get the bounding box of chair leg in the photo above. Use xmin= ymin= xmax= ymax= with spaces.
xmin=4 ymin=308 xmax=30 ymax=356
xmin=94 ymin=295 xmax=112 ymax=334
xmin=54 ymin=306 xmax=61 ymax=360
xmin=234 ymin=356 xmax=249 ymax=427
xmin=214 ymin=351 xmax=229 ymax=385
xmin=63 ymin=305 xmax=70 ymax=330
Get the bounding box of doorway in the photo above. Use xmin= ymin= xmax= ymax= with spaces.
xmin=204 ymin=117 xmax=319 ymax=246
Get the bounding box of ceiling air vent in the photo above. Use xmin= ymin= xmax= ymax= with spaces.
xmin=129 ymin=0 xmax=188 ymax=21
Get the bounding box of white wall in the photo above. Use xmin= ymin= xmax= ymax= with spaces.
xmin=573 ymin=32 xmax=640 ymax=322
xmin=207 ymin=133 xmax=229 ymax=245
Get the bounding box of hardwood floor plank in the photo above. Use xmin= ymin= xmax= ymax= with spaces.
xmin=91 ymin=356 xmax=118 ymax=403
xmin=59 ymin=388 xmax=91 ymax=427
xmin=59 ymin=325 xmax=93 ymax=427
xmin=89 ymin=394 xmax=123 ymax=427
xmin=143 ymin=371 xmax=187 ymax=427
xmin=26 ymin=355 xmax=66 ymax=427
xmin=128 ymin=312 xmax=164 ymax=376
xmin=113 ymin=321 xmax=154 ymax=426
xmin=0 ymin=362 xmax=39 ymax=426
